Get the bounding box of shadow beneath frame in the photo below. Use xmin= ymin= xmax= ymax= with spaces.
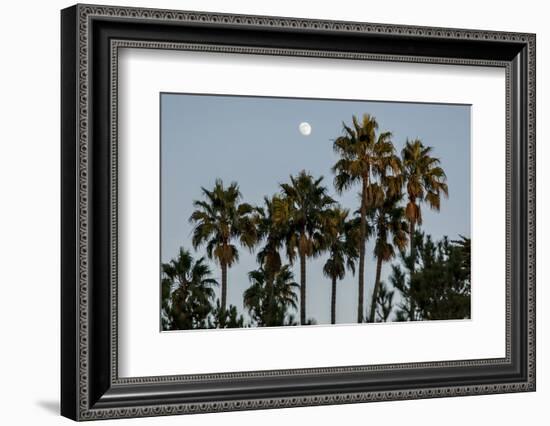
xmin=36 ymin=400 xmax=59 ymax=416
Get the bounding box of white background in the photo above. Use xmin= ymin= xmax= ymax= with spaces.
xmin=0 ymin=0 xmax=546 ymax=425
xmin=119 ymin=49 xmax=505 ymax=377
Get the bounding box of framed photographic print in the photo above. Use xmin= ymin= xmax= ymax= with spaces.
xmin=61 ymin=4 xmax=536 ymax=421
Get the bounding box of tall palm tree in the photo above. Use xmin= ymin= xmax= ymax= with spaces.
xmin=273 ymin=170 xmax=335 ymax=325
xmin=401 ymin=139 xmax=448 ymax=260
xmin=332 ymin=114 xmax=401 ymax=322
xmin=254 ymin=195 xmax=286 ymax=326
xmin=243 ymin=265 xmax=299 ymax=326
xmin=368 ymin=192 xmax=408 ymax=323
xmin=189 ymin=179 xmax=257 ymax=312
xmin=322 ymin=207 xmax=359 ymax=324
xmin=161 ymin=247 xmax=218 ymax=330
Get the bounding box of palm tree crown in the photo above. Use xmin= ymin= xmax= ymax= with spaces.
xmin=161 ymin=247 xmax=218 ymax=330
xmin=255 ymin=196 xmax=286 ymax=276
xmin=189 ymin=179 xmax=258 ymax=311
xmin=243 ymin=265 xmax=299 ymax=327
xmin=401 ymin=139 xmax=448 ymax=257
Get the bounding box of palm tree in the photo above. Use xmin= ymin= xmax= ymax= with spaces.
xmin=401 ymin=139 xmax=448 ymax=260
xmin=322 ymin=207 xmax=359 ymax=324
xmin=273 ymin=170 xmax=335 ymax=325
xmin=332 ymin=114 xmax=401 ymax=322
xmin=368 ymin=192 xmax=408 ymax=323
xmin=254 ymin=195 xmax=286 ymax=325
xmin=189 ymin=179 xmax=257 ymax=312
xmin=243 ymin=265 xmax=299 ymax=326
xmin=161 ymin=247 xmax=218 ymax=330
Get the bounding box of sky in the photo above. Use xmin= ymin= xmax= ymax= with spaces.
xmin=160 ymin=93 xmax=471 ymax=325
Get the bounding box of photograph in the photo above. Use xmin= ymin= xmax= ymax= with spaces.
xmin=160 ymin=93 xmax=471 ymax=330
xmin=57 ymin=3 xmax=536 ymax=420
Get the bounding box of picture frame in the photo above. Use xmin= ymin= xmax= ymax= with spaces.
xmin=61 ymin=3 xmax=536 ymax=421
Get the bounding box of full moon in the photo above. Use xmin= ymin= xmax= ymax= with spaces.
xmin=299 ymin=122 xmax=312 ymax=136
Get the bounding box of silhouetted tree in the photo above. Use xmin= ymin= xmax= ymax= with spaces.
xmin=401 ymin=139 xmax=448 ymax=264
xmin=209 ymin=300 xmax=245 ymax=328
xmin=253 ymin=195 xmax=286 ymax=326
xmin=391 ymin=232 xmax=471 ymax=321
xmin=161 ymin=248 xmax=218 ymax=330
xmin=273 ymin=170 xmax=335 ymax=324
xmin=332 ymin=114 xmax=400 ymax=322
xmin=322 ymin=207 xmax=359 ymax=324
xmin=243 ymin=265 xmax=299 ymax=327
xmin=190 ymin=179 xmax=257 ymax=312
xmin=375 ymin=281 xmax=395 ymax=322
xmin=368 ymin=192 xmax=408 ymax=322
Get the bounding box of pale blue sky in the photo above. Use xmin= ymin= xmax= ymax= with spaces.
xmin=161 ymin=93 xmax=470 ymax=325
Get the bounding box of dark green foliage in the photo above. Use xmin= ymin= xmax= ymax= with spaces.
xmin=391 ymin=232 xmax=471 ymax=321
xmin=243 ymin=265 xmax=299 ymax=327
xmin=208 ymin=301 xmax=245 ymax=328
xmin=375 ymin=281 xmax=395 ymax=322
xmin=161 ymin=248 xmax=218 ymax=330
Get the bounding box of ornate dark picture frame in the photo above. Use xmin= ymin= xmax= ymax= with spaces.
xmin=61 ymin=4 xmax=536 ymax=421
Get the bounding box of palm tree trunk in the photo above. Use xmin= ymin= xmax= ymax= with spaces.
xmin=369 ymin=256 xmax=384 ymax=323
xmin=300 ymin=253 xmax=306 ymax=325
xmin=408 ymin=213 xmax=417 ymax=321
xmin=221 ymin=262 xmax=227 ymax=312
xmin=408 ymin=195 xmax=417 ymax=270
xmin=357 ymin=180 xmax=368 ymax=323
xmin=409 ymin=220 xmax=415 ymax=265
xmin=408 ymin=218 xmax=416 ymax=321
xmin=331 ymin=276 xmax=337 ymax=325
xmin=266 ymin=274 xmax=274 ymax=327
